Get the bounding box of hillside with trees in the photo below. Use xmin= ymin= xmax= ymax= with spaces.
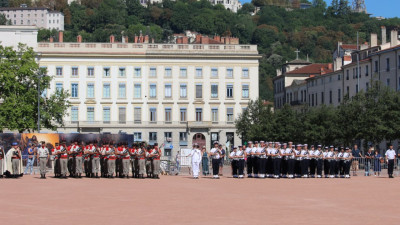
xmin=2 ymin=0 xmax=400 ymax=101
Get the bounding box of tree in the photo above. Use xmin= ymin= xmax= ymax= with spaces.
xmin=0 ymin=44 xmax=70 ymax=132
xmin=0 ymin=13 xmax=11 ymax=25
xmin=312 ymin=0 xmax=326 ymax=8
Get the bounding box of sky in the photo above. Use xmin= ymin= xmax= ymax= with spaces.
xmin=240 ymin=0 xmax=399 ymax=19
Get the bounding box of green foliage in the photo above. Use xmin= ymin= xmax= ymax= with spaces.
xmin=0 ymin=44 xmax=70 ymax=132
xmin=236 ymin=86 xmax=400 ymax=147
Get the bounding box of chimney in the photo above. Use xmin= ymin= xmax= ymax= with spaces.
xmin=110 ymin=35 xmax=115 ymax=43
xmin=177 ymin=38 xmax=182 ymax=44
xmin=195 ymin=34 xmax=202 ymax=43
xmin=370 ymin=33 xmax=377 ymax=47
xmin=151 ymin=38 xmax=154 ymax=43
xmin=327 ymin=63 xmax=333 ymax=71
xmin=144 ymin=35 xmax=149 ymax=43
xmin=214 ymin=35 xmax=221 ymax=43
xmin=200 ymin=36 xmax=209 ymax=44
xmin=134 ymin=35 xmax=138 ymax=43
xmin=182 ymin=36 xmax=188 ymax=44
xmin=77 ymin=35 xmax=82 ymax=43
xmin=381 ymin=26 xmax=387 ymax=44
xmin=391 ymin=29 xmax=398 ymax=47
xmin=58 ymin=31 xmax=63 ymax=43
xmin=49 ymin=36 xmax=54 ymax=43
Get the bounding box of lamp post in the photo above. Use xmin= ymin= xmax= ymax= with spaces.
xmin=37 ymin=74 xmax=40 ymax=133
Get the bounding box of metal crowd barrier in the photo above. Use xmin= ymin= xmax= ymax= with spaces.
xmin=349 ymin=157 xmax=399 ymax=176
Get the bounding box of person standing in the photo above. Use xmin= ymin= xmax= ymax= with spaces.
xmin=145 ymin=146 xmax=153 ymax=178
xmin=343 ymin=147 xmax=352 ymax=178
xmin=53 ymin=143 xmax=62 ymax=178
xmin=266 ymin=142 xmax=274 ymax=178
xmin=201 ymin=147 xmax=209 ymax=176
xmin=245 ymin=142 xmax=253 ymax=178
xmin=308 ymin=145 xmax=316 ymax=178
xmin=0 ymin=146 xmax=5 ymax=178
xmin=365 ymin=147 xmax=373 ymax=176
xmin=218 ymin=144 xmax=226 ymax=176
xmin=351 ymin=144 xmax=362 ymax=176
xmin=251 ymin=141 xmax=259 ymax=178
xmin=286 ymin=144 xmax=295 ymax=179
xmin=150 ymin=143 xmax=161 ymax=179
xmin=59 ymin=141 xmax=68 ymax=179
xmin=236 ymin=145 xmax=245 ymax=179
xmin=88 ymin=141 xmax=100 ymax=178
xmin=294 ymin=144 xmax=302 ymax=178
xmin=210 ymin=141 xmax=222 ymax=179
xmin=300 ymin=144 xmax=308 ymax=178
xmin=323 ymin=146 xmax=329 ymax=178
xmin=129 ymin=144 xmax=138 ymax=178
xmin=106 ymin=145 xmax=116 ymax=178
xmin=7 ymin=143 xmax=22 ymax=178
xmin=257 ymin=141 xmax=267 ymax=178
xmin=385 ymin=144 xmax=396 ymax=178
xmin=175 ymin=150 xmax=181 ymax=175
xmin=373 ymin=149 xmax=382 ymax=176
xmin=271 ymin=143 xmax=282 ymax=179
xmin=24 ymin=144 xmax=36 ymax=175
xmin=229 ymin=146 xmax=238 ymax=178
xmin=327 ymin=146 xmax=336 ymax=178
xmin=315 ymin=145 xmax=323 ymax=178
xmin=189 ymin=143 xmax=202 ymax=179
xmin=137 ymin=146 xmax=146 ymax=179
xmin=37 ymin=141 xmax=50 ymax=179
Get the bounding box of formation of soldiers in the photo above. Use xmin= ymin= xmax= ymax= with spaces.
xmin=225 ymin=141 xmax=354 ymax=179
xmin=50 ymin=140 xmax=162 ymax=179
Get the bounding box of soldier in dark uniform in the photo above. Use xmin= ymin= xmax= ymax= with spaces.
xmin=245 ymin=141 xmax=253 ymax=178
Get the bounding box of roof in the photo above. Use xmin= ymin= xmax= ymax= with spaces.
xmin=341 ymin=44 xmax=358 ymax=50
xmin=286 ymin=59 xmax=312 ymax=65
xmin=193 ymin=37 xmax=224 ymax=45
xmin=0 ymin=7 xmax=49 ymax=11
xmin=291 ymin=79 xmax=306 ymax=86
xmin=286 ymin=63 xmax=333 ymax=75
xmin=344 ymin=56 xmax=352 ymax=61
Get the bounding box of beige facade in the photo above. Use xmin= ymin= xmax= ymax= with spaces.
xmin=0 ymin=7 xmax=64 ymax=30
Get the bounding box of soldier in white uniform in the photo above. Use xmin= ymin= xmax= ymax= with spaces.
xmin=271 ymin=142 xmax=282 ymax=179
xmin=236 ymin=146 xmax=245 ymax=179
xmin=251 ymin=141 xmax=259 ymax=178
xmin=385 ymin=144 xmax=396 ymax=178
xmin=286 ymin=143 xmax=295 ymax=179
xmin=257 ymin=141 xmax=267 ymax=178
xmin=300 ymin=145 xmax=308 ymax=178
xmin=189 ymin=143 xmax=202 ymax=179
xmin=210 ymin=141 xmax=222 ymax=179
xmin=323 ymin=146 xmax=329 ymax=178
xmin=343 ymin=147 xmax=352 ymax=178
xmin=266 ymin=142 xmax=274 ymax=178
xmin=229 ymin=146 xmax=238 ymax=178
xmin=37 ymin=141 xmax=50 ymax=179
xmin=309 ymin=145 xmax=316 ymax=178
xmin=315 ymin=145 xmax=323 ymax=178
xmin=294 ymin=144 xmax=302 ymax=178
xmin=245 ymin=142 xmax=253 ymax=178
xmin=327 ymin=146 xmax=336 ymax=178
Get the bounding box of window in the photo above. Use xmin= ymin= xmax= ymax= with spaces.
xmin=366 ymin=82 xmax=369 ymax=91
xmin=71 ymin=83 xmax=78 ymax=97
xmin=242 ymin=68 xmax=249 ymax=78
xmin=179 ymin=132 xmax=187 ymax=145
xmin=338 ymin=74 xmax=341 ymax=80
xmin=211 ymin=108 xmax=218 ymax=122
xmin=165 ymin=108 xmax=171 ymax=122
xmin=71 ymin=106 xmax=78 ymax=122
xmin=56 ymin=83 xmax=63 ymax=92
xmin=211 ymin=84 xmax=218 ymax=98
xmin=338 ymin=89 xmax=341 ymax=103
xmin=56 ymin=67 xmax=63 ymax=76
xmin=134 ymin=107 xmax=141 ymax=123
xmin=321 ymin=92 xmax=324 ymax=104
xmin=180 ymin=84 xmax=187 ymax=98
xmin=165 ymin=67 xmax=172 ymax=77
xmin=150 ymin=108 xmax=157 ymax=122
xmin=387 ymin=78 xmax=390 ymax=86
xmin=356 ymin=84 xmax=359 ymax=93
xmin=311 ymin=94 xmax=314 ymax=106
xmin=386 ymin=58 xmax=390 ymax=71
xmin=347 ymin=86 xmax=349 ymax=95
xmin=375 ymin=61 xmax=378 ymax=72
xmin=346 ymin=70 xmax=349 ymax=80
xmin=195 ymin=84 xmax=202 ymax=98
xmin=103 ymin=83 xmax=110 ymax=98
xmin=72 ymin=67 xmax=78 ymax=76
xmin=180 ymin=68 xmax=187 ymax=77
xmin=165 ymin=84 xmax=172 ymax=98
xmin=242 ymin=84 xmax=249 ymax=98
xmin=226 ymin=84 xmax=233 ymax=98
xmin=119 ymin=107 xmax=126 ymax=124
xmin=195 ymin=108 xmax=202 ymax=122
xmin=329 ymin=91 xmax=332 ymax=104
xmin=103 ymin=107 xmax=110 ymax=123
xmin=134 ymin=84 xmax=141 ymax=98
xmin=119 ymin=67 xmax=126 ymax=77
xmin=164 ymin=132 xmax=172 ymax=142
xmin=150 ymin=67 xmax=156 ymax=77
xmin=365 ymin=65 xmax=369 ymax=76
xmin=329 ymin=76 xmax=332 ymax=83
xmin=134 ymin=67 xmax=141 ymax=77
xmin=149 ymin=132 xmax=157 ymax=143
xmin=134 ymin=132 xmax=142 ymax=141
xmin=103 ymin=67 xmax=110 ymax=77
xmin=87 ymin=107 xmax=94 ymax=122
xmin=149 ymin=84 xmax=156 ymax=98
xmin=119 ymin=83 xmax=126 ymax=98
xmin=227 ymin=108 xmax=234 ymax=122
xmin=398 ymin=55 xmax=400 ymax=69
xmin=196 ymin=68 xmax=202 ymax=78
xmin=180 ymin=108 xmax=187 ymax=122
xmin=226 ymin=68 xmax=233 ymax=78
xmin=211 ymin=68 xmax=218 ymax=77
xmin=87 ymin=67 xmax=94 ymax=76
xmin=87 ymin=83 xmax=94 ymax=98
